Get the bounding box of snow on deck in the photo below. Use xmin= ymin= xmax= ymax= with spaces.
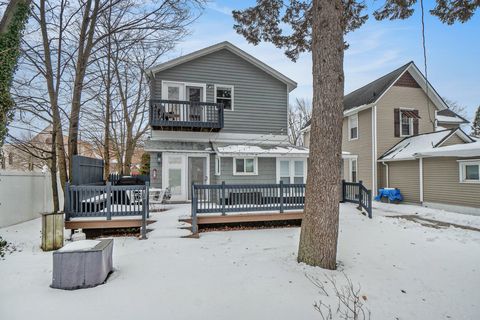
xmin=1 ymin=203 xmax=480 ymax=319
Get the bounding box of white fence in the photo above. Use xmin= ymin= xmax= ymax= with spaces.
xmin=0 ymin=170 xmax=64 ymax=227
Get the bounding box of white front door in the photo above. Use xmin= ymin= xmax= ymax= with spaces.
xmin=163 ymin=154 xmax=186 ymax=201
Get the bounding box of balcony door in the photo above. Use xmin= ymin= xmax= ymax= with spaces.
xmin=162 ymin=81 xmax=206 ymax=122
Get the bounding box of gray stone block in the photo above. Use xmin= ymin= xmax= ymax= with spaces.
xmin=52 ymin=239 xmax=113 ymax=290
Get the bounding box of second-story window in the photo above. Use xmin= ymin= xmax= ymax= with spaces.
xmin=401 ymin=111 xmax=414 ymax=136
xmin=348 ymin=114 xmax=358 ymax=140
xmin=215 ymin=85 xmax=234 ymax=110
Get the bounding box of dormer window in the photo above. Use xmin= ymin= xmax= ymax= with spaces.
xmin=348 ymin=114 xmax=358 ymax=140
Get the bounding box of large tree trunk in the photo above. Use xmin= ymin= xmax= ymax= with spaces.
xmin=297 ymin=0 xmax=344 ymax=269
xmin=49 ymin=128 xmax=59 ymax=213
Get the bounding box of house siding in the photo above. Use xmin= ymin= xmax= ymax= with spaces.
xmin=423 ymin=157 xmax=480 ymax=208
xmin=342 ymin=108 xmax=373 ymax=189
xmin=375 ymin=85 xmax=438 ymax=159
xmin=388 ymin=160 xmax=420 ymax=203
xmin=215 ymin=157 xmax=277 ymax=184
xmin=151 ymin=49 xmax=288 ymax=135
xmin=439 ymin=134 xmax=465 ymax=147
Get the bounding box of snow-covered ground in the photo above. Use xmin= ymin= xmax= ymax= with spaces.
xmin=1 ymin=202 xmax=480 ymax=320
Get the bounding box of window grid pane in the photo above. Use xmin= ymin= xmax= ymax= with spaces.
xmin=465 ymin=165 xmax=479 ymax=180
xmin=235 ymin=159 xmax=244 ymax=173
xmin=245 ymin=159 xmax=254 ymax=172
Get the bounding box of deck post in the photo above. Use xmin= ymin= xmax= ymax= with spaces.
xmin=221 ymin=181 xmax=226 ymax=216
xmin=145 ymin=182 xmax=150 ymax=218
xmin=357 ymin=180 xmax=363 ymax=211
xmin=191 ymin=184 xmax=198 ymax=234
xmin=367 ymin=189 xmax=372 ymax=219
xmin=64 ymin=182 xmax=70 ymax=221
xmin=279 ymin=181 xmax=284 ymax=213
xmin=106 ymin=181 xmax=112 ymax=220
xmin=340 ymin=179 xmax=346 ymax=203
xmin=141 ymin=189 xmax=147 ymax=240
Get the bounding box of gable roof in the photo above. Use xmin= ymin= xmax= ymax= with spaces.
xmin=379 ymin=128 xmax=474 ymax=161
xmin=146 ymin=41 xmax=297 ymax=92
xmin=344 ymin=61 xmax=412 ymax=111
xmin=436 ymin=109 xmax=469 ymax=124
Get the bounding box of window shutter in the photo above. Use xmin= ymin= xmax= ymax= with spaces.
xmin=413 ymin=110 xmax=419 ymax=135
xmin=394 ymin=108 xmax=400 ymax=137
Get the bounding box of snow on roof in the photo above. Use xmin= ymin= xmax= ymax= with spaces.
xmin=214 ymin=144 xmax=309 ymax=157
xmin=436 ymin=114 xmax=466 ymax=124
xmin=414 ymin=140 xmax=480 ymax=158
xmin=380 ymin=130 xmax=454 ymax=161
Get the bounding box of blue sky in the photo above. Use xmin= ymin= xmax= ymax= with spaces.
xmin=165 ymin=0 xmax=480 ymax=122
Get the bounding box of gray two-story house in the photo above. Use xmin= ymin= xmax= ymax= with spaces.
xmin=145 ymin=42 xmax=308 ymax=201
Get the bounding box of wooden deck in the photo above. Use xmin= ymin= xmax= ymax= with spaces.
xmin=180 ymin=211 xmax=303 ymax=226
xmin=65 ymin=219 xmax=156 ymax=230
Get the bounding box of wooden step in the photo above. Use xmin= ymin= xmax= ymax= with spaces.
xmin=65 ymin=219 xmax=155 ymax=230
xmin=179 ymin=211 xmax=303 ymax=225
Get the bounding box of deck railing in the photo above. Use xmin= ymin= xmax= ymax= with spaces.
xmin=64 ymin=182 xmax=149 ymax=239
xmin=190 ymin=180 xmax=372 ymax=233
xmin=149 ymin=99 xmax=224 ymax=130
xmin=341 ymin=179 xmax=372 ymax=218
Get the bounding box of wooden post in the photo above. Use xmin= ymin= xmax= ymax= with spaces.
xmin=141 ymin=189 xmax=147 ymax=240
xmin=145 ymin=182 xmax=150 ymax=219
xmin=279 ymin=181 xmax=284 ymax=213
xmin=191 ymin=184 xmax=198 ymax=234
xmin=367 ymin=189 xmax=372 ymax=219
xmin=106 ymin=181 xmax=112 ymax=220
xmin=64 ymin=182 xmax=70 ymax=221
xmin=340 ymin=179 xmax=345 ymax=203
xmin=221 ymin=181 xmax=226 ymax=216
xmin=357 ymin=180 xmax=363 ymax=211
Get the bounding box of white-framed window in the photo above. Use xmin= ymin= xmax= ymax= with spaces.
xmin=348 ymin=114 xmax=358 ymax=140
xmin=459 ymin=160 xmax=480 ymax=183
xmin=400 ymin=110 xmax=414 ymax=137
xmin=349 ymin=158 xmax=358 ymax=183
xmin=214 ymin=156 xmax=221 ymax=176
xmin=277 ymin=159 xmax=307 ymax=184
xmin=214 ymin=85 xmax=234 ymax=111
xmin=233 ymin=157 xmax=257 ymax=175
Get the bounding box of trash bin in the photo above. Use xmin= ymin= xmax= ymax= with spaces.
xmin=40 ymin=212 xmax=64 ymax=251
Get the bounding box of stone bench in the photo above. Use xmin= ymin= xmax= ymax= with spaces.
xmin=52 ymin=238 xmax=113 ymax=290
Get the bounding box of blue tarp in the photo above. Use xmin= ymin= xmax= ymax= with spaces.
xmin=375 ymin=188 xmax=403 ymax=202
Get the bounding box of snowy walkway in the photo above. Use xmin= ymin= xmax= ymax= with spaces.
xmin=1 ymin=203 xmax=479 ymax=319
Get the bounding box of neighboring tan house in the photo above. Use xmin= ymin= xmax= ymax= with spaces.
xmin=144 ymin=41 xmax=309 ymax=202
xmin=303 ymin=61 xmax=480 ymax=213
xmin=1 ymin=125 xmax=99 ymax=171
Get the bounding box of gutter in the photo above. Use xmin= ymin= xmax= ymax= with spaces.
xmin=381 ymin=161 xmax=389 ymax=188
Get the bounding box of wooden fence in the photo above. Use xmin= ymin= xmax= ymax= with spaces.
xmin=191 ymin=180 xmax=372 ymax=233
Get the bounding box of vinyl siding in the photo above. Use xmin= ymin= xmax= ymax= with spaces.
xmin=439 ymin=134 xmax=465 ymax=147
xmin=342 ymin=108 xmax=373 ymax=190
xmin=216 ymin=157 xmax=277 ymax=184
xmin=423 ymin=157 xmax=480 ymax=208
xmin=151 ymin=49 xmax=288 ymax=135
xmin=388 ymin=160 xmax=420 ymax=203
xmin=376 ymin=85 xmax=438 ymax=159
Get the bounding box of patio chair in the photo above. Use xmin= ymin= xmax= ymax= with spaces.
xmin=149 ymin=188 xmax=166 ymax=211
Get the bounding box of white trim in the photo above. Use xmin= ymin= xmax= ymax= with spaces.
xmin=161 ymin=80 xmax=207 ymax=102
xmin=147 ymin=41 xmax=297 ymax=92
xmin=348 ymin=158 xmax=358 ymax=183
xmin=214 ymin=84 xmax=234 ymax=111
xmin=214 ymin=155 xmax=221 ymax=176
xmin=399 ymin=108 xmax=415 ymax=137
xmin=458 ymin=160 xmax=480 ymax=184
xmin=419 ymin=157 xmax=424 ymax=203
xmin=372 ymin=105 xmax=377 ymax=195
xmin=149 ymin=131 xmax=290 ymax=145
xmin=348 ymin=113 xmax=359 ymax=141
xmin=343 ymin=104 xmax=372 ymax=117
xmin=233 ymin=157 xmax=258 ymax=176
xmin=276 ymin=158 xmax=307 ymax=184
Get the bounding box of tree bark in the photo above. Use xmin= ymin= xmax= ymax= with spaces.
xmin=297 ymin=0 xmax=344 ymax=270
xmin=49 ymin=128 xmax=59 ymax=213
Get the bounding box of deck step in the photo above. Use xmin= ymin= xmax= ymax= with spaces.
xmin=179 ymin=211 xmax=303 ymax=225
xmin=65 ymin=219 xmax=155 ymax=230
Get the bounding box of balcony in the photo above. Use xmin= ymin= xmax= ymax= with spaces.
xmin=149 ymin=100 xmax=224 ymax=131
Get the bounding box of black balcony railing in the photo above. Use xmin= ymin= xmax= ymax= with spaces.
xmin=149 ymin=99 xmax=224 ymax=130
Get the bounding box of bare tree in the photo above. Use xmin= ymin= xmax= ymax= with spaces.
xmin=233 ymin=0 xmax=479 ymax=269
xmin=288 ymin=98 xmax=311 ymax=146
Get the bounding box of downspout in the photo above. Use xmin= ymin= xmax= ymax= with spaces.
xmin=382 ymin=161 xmax=389 ymax=188
xmin=419 ymin=157 xmax=424 ymax=204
